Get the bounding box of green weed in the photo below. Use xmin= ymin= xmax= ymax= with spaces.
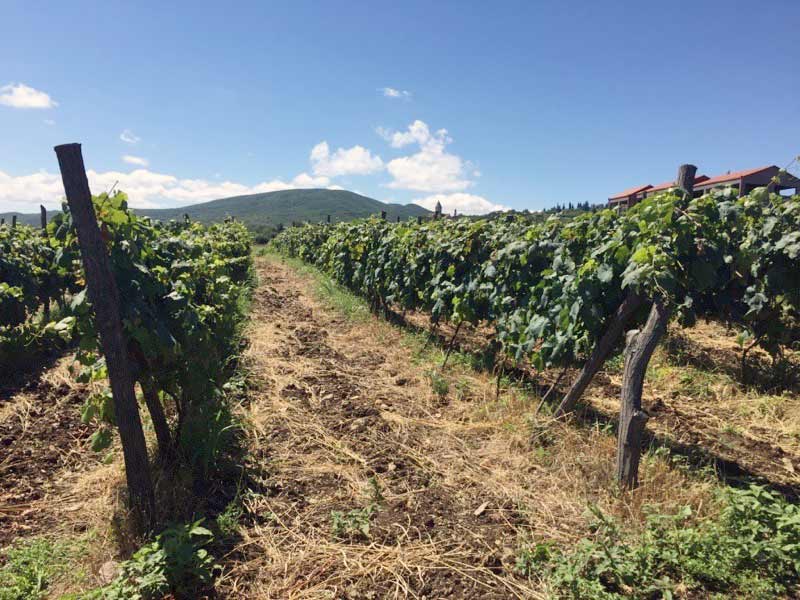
xmin=86 ymin=521 xmax=216 ymax=600
xmin=0 ymin=538 xmax=77 ymax=600
xmin=519 ymin=485 xmax=800 ymax=599
xmin=330 ymin=506 xmax=375 ymax=540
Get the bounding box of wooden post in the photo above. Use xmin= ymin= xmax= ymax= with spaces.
xmin=417 ymin=216 xmax=423 ymax=225
xmin=381 ymin=210 xmax=387 ymax=221
xmin=11 ymin=215 xmax=17 ymax=228
xmin=616 ymin=165 xmax=694 ymax=488
xmin=40 ymin=205 xmax=47 ymax=230
xmin=1 ymin=218 xmax=4 ymax=225
xmin=617 ymin=300 xmax=669 ymax=487
xmin=676 ymin=164 xmax=697 ymax=197
xmin=555 ymin=292 xmax=644 ymax=416
xmin=53 ymin=143 xmax=155 ymax=528
xmin=327 ymin=214 xmax=331 ymax=224
xmin=396 ymin=215 xmax=400 ymax=223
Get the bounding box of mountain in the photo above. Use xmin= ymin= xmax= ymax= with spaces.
xmin=137 ymin=189 xmax=430 ymax=225
xmin=1 ymin=189 xmax=431 ymax=230
xmin=0 ymin=212 xmax=41 ymax=227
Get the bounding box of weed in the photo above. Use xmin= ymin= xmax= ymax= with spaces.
xmin=427 ymin=369 xmax=449 ymax=399
xmin=216 ymin=498 xmax=244 ymax=538
xmin=330 ymin=505 xmax=375 ymax=540
xmin=516 ymin=542 xmax=554 ymax=578
xmin=525 ymin=485 xmax=800 ymax=599
xmin=605 ymin=352 xmax=625 ymax=373
xmin=453 ymin=377 xmax=471 ymax=400
xmin=0 ymin=538 xmax=75 ymax=600
xmin=368 ymin=476 xmax=385 ymax=505
xmin=86 ymin=521 xmax=216 ymax=600
xmin=721 ymin=423 xmax=742 ymax=436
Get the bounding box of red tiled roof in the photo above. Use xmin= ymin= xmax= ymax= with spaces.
xmin=609 ymin=184 xmax=652 ymax=200
xmin=695 ymin=166 xmax=775 ymax=187
xmin=648 ymin=175 xmax=709 ymax=192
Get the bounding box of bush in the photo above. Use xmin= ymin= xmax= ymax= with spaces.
xmin=88 ymin=521 xmax=216 ymax=600
xmin=518 ymin=485 xmax=800 ymax=599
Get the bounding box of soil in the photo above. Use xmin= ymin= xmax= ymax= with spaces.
xmin=402 ymin=308 xmax=800 ymax=496
xmin=227 ymin=258 xmax=539 ymax=598
xmin=0 ymin=366 xmax=96 ymax=546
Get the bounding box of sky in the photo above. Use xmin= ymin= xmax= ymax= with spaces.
xmin=1 ymin=1 xmax=799 ymax=215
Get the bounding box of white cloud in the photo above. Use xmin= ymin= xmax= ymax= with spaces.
xmin=0 ymin=83 xmax=58 ymax=109
xmin=122 ymin=155 xmax=149 ymax=167
xmin=379 ymin=87 xmax=411 ymax=99
xmin=0 ymin=168 xmax=333 ymax=213
xmin=120 ymin=129 xmax=140 ymax=144
xmin=43 ymin=119 xmax=55 ymax=126
xmin=413 ymin=193 xmax=509 ymax=215
xmin=310 ymin=141 xmax=384 ymax=177
xmin=380 ymin=120 xmax=475 ymax=192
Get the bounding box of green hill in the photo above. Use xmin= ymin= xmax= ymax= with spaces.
xmin=138 ymin=189 xmax=429 ymax=225
xmin=0 ymin=212 xmax=41 ymax=227
xmin=1 ymin=189 xmax=431 ymax=231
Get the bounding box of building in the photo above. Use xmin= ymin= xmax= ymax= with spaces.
xmin=692 ymin=166 xmax=799 ymax=197
xmin=608 ymin=165 xmax=800 ymax=210
xmin=607 ymin=184 xmax=652 ymax=211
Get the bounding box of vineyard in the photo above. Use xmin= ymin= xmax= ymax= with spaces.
xmin=2 ymin=152 xmax=800 ymax=599
xmin=270 ymin=177 xmax=800 ymax=481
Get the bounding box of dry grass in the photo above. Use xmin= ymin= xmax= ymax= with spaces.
xmin=0 ymin=355 xmax=128 ymax=594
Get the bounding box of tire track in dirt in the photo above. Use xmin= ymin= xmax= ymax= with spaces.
xmin=226 ymin=258 xmax=544 ymax=599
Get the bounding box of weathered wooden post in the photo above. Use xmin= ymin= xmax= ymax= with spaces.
xmin=11 ymin=215 xmax=17 ymax=228
xmin=54 ymin=143 xmax=155 ymax=527
xmin=616 ymin=164 xmax=695 ymax=488
xmin=40 ymin=205 xmax=47 ymax=230
xmin=396 ymin=215 xmax=400 ymax=223
xmin=381 ymin=210 xmax=387 ymax=221
xmin=555 ymin=293 xmax=644 ymax=416
xmin=327 ymin=214 xmax=331 ymax=224
xmin=417 ymin=216 xmax=423 ymax=225
xmin=556 ymin=165 xmax=698 ymax=419
xmin=434 ymin=201 xmax=442 ymax=220
xmin=1 ymin=218 xmax=5 ymax=226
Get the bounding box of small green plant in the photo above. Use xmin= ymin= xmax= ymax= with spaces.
xmin=330 ymin=505 xmax=375 ymax=540
xmin=368 ymin=475 xmax=385 ymax=505
xmin=88 ymin=520 xmax=216 ymax=600
xmin=524 ymin=485 xmax=800 ymax=599
xmin=0 ymin=539 xmax=72 ymax=600
xmin=515 ymin=542 xmax=554 ymax=578
xmin=427 ymin=369 xmax=449 ymax=399
xmin=605 ymin=352 xmax=625 ymax=372
xmin=216 ymin=498 xmax=244 ymax=538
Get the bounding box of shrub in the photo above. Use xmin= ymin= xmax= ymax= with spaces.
xmin=88 ymin=521 xmax=216 ymax=600
xmin=517 ymin=485 xmax=800 ymax=599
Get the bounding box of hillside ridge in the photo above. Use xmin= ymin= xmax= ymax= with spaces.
xmin=1 ymin=188 xmax=430 ymax=228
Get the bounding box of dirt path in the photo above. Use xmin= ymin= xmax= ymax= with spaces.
xmin=224 ymin=257 xmax=538 ymax=598
xmin=219 ymin=256 xmax=717 ymax=599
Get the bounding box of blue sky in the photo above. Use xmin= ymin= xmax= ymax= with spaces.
xmin=1 ymin=1 xmax=798 ymax=214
